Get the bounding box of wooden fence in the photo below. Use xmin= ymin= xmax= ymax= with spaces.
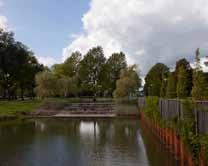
xmin=138 ymin=97 xmax=208 ymax=134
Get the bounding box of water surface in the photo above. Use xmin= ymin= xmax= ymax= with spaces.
xmin=0 ymin=119 xmax=178 ymax=166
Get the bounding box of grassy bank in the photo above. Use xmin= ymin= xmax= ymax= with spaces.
xmin=0 ymin=100 xmax=42 ymax=116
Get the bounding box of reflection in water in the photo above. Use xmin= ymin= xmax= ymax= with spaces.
xmin=35 ymin=121 xmax=46 ymax=132
xmin=0 ymin=119 xmax=178 ymax=166
xmin=140 ymin=122 xmax=180 ymax=166
xmin=79 ymin=121 xmax=99 ymax=140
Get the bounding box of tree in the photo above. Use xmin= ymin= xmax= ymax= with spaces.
xmin=104 ymin=52 xmax=127 ymax=96
xmin=175 ymin=58 xmax=193 ymax=97
xmin=58 ymin=76 xmax=78 ymax=97
xmin=52 ymin=51 xmax=81 ymax=78
xmin=0 ymin=29 xmax=43 ymax=100
xmin=113 ymin=65 xmax=141 ymax=98
xmin=160 ymin=69 xmax=169 ymax=97
xmin=192 ymin=49 xmax=208 ymax=99
xmin=166 ymin=72 xmax=177 ymax=98
xmin=177 ymin=66 xmax=190 ymax=98
xmin=144 ymin=63 xmax=169 ymax=97
xmin=79 ymin=46 xmax=106 ymax=96
xmin=35 ymin=71 xmax=59 ymax=98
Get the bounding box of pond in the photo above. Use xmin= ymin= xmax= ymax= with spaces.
xmin=0 ymin=119 xmax=179 ymax=166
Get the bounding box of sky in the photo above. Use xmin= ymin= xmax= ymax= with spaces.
xmin=1 ymin=0 xmax=208 ymax=75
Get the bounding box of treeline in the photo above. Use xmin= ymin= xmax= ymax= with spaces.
xmin=0 ymin=29 xmax=44 ymax=100
xmin=144 ymin=48 xmax=208 ymax=100
xmin=35 ymin=46 xmax=141 ymax=98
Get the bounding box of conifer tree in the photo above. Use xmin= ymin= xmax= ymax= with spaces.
xmin=192 ymin=48 xmax=208 ymax=99
xmin=166 ymin=72 xmax=177 ymax=98
xmin=177 ymin=66 xmax=189 ymax=98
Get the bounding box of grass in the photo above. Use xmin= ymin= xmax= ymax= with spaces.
xmin=0 ymin=100 xmax=42 ymax=116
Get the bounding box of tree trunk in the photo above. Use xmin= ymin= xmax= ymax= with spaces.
xmin=21 ymin=87 xmax=24 ymax=101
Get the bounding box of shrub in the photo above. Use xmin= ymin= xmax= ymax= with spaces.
xmin=144 ymin=96 xmax=160 ymax=121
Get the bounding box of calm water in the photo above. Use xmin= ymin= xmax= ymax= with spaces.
xmin=0 ymin=119 xmax=179 ymax=166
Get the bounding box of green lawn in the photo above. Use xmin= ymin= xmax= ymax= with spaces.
xmin=0 ymin=100 xmax=41 ymax=116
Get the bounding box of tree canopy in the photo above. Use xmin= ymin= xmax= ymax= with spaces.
xmin=175 ymin=58 xmax=193 ymax=98
xmin=145 ymin=49 xmax=208 ymax=99
xmin=113 ymin=65 xmax=141 ymax=98
xmin=166 ymin=72 xmax=177 ymax=98
xmin=192 ymin=49 xmax=208 ymax=99
xmin=36 ymin=46 xmax=135 ymax=98
xmin=0 ymin=29 xmax=44 ymax=100
xmin=144 ymin=63 xmax=169 ymax=97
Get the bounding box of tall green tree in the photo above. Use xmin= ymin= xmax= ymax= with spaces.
xmin=52 ymin=51 xmax=81 ymax=78
xmin=79 ymin=46 xmax=106 ymax=96
xmin=192 ymin=48 xmax=208 ymax=99
xmin=0 ymin=29 xmax=43 ymax=99
xmin=144 ymin=63 xmax=169 ymax=97
xmin=160 ymin=69 xmax=169 ymax=97
xmin=175 ymin=58 xmax=193 ymax=97
xmin=166 ymin=72 xmax=177 ymax=98
xmin=103 ymin=52 xmax=127 ymax=96
xmin=177 ymin=66 xmax=190 ymax=98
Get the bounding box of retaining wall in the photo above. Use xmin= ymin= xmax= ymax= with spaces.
xmin=140 ymin=111 xmax=206 ymax=166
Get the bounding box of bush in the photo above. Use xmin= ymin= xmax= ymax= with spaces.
xmin=144 ymin=96 xmax=160 ymax=121
xmin=40 ymin=98 xmax=68 ymax=110
xmin=179 ymin=100 xmax=200 ymax=163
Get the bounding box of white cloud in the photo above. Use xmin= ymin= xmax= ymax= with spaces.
xmin=63 ymin=0 xmax=208 ymax=75
xmin=0 ymin=15 xmax=8 ymax=30
xmin=191 ymin=57 xmax=208 ymax=73
xmin=0 ymin=0 xmax=8 ymax=30
xmin=36 ymin=56 xmax=58 ymax=67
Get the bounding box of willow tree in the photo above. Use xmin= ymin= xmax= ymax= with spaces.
xmin=113 ymin=65 xmax=141 ymax=99
xmin=35 ymin=71 xmax=59 ymax=98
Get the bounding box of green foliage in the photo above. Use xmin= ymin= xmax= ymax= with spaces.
xmin=192 ymin=49 xmax=208 ymax=99
xmin=104 ymin=52 xmax=127 ymax=96
xmin=192 ymin=70 xmax=208 ymax=100
xmin=113 ymin=65 xmax=141 ymax=98
xmin=0 ymin=29 xmax=44 ymax=100
xmin=166 ymin=72 xmax=177 ymax=98
xmin=144 ymin=96 xmax=160 ymax=121
xmin=144 ymin=63 xmax=169 ymax=97
xmin=79 ymin=46 xmax=106 ymax=95
xmin=52 ymin=51 xmax=81 ymax=78
xmin=35 ymin=71 xmax=78 ymax=98
xmin=175 ymin=58 xmax=193 ymax=97
xmin=200 ymin=135 xmax=208 ymax=163
xmin=179 ymin=100 xmax=195 ymax=140
xmin=0 ymin=100 xmax=41 ymax=116
xmin=177 ymin=66 xmax=190 ymax=98
xmin=40 ymin=98 xmax=69 ymax=110
xmin=35 ymin=71 xmax=59 ymax=97
xmin=179 ymin=100 xmax=201 ymax=163
xmin=36 ymin=47 xmax=132 ymax=98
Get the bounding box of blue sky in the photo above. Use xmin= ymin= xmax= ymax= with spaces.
xmin=1 ymin=0 xmax=90 ymax=64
